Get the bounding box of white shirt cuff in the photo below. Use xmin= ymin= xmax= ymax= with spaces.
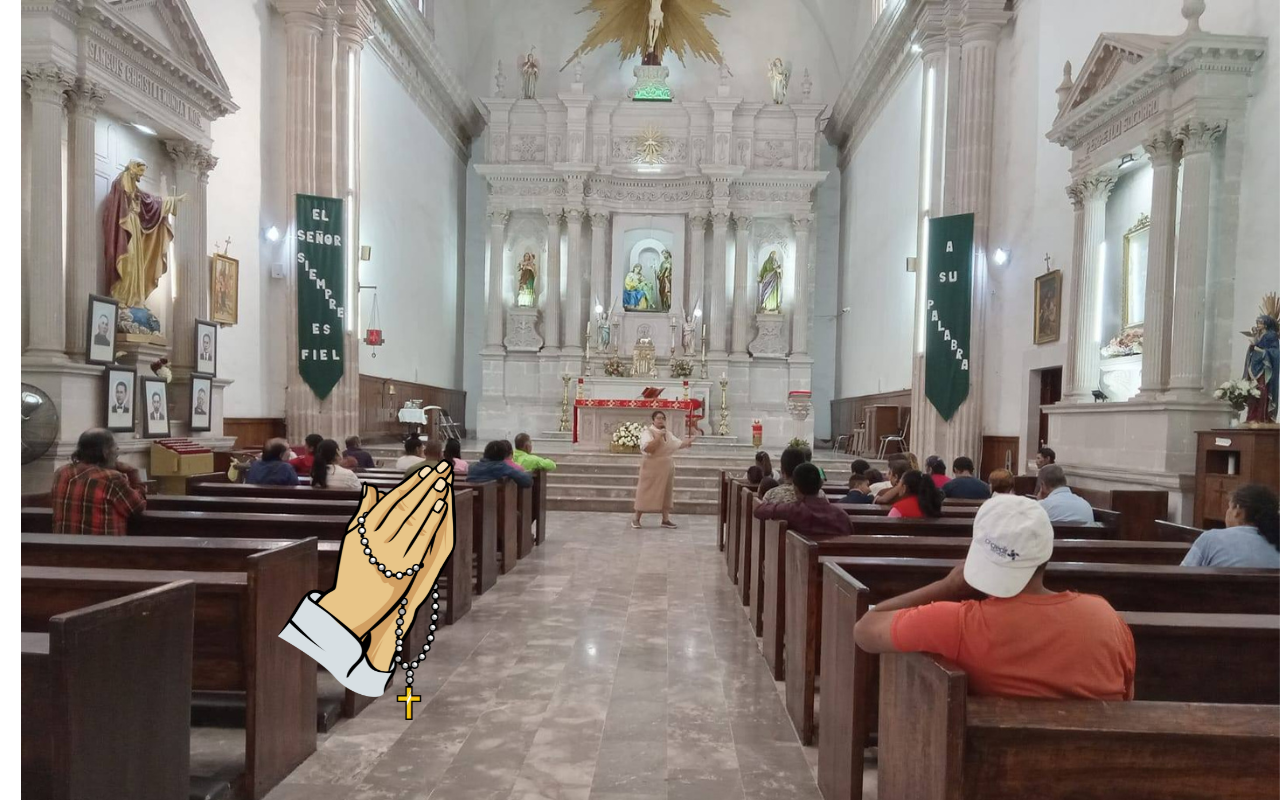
xmin=279 ymin=591 xmax=393 ymax=698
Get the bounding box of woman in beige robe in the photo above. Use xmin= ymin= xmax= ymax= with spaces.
xmin=632 ymin=410 xmax=696 ymax=529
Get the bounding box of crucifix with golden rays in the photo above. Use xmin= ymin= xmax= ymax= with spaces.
xmin=563 ymin=0 xmax=729 ymax=70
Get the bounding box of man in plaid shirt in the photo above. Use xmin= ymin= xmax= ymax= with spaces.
xmin=51 ymin=428 xmax=147 ymax=536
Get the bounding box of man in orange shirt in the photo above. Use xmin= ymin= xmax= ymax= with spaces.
xmin=853 ymin=494 xmax=1135 ymax=700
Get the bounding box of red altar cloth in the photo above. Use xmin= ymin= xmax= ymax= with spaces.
xmin=572 ymin=398 xmax=702 ymax=444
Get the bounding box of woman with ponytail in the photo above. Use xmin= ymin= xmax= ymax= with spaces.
xmin=1182 ymin=484 xmax=1279 ymax=568
xmin=311 ymin=439 xmax=361 ymax=490
xmin=888 ymin=470 xmax=944 ymax=519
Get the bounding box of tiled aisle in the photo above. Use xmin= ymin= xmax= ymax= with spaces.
xmin=264 ymin=511 xmax=824 ymax=800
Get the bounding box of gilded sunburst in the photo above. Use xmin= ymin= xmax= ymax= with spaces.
xmin=635 ymin=125 xmax=668 ymax=164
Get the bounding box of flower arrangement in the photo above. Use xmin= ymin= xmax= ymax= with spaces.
xmin=1213 ymin=378 xmax=1261 ymax=412
xmin=611 ymin=421 xmax=645 ymax=452
xmin=669 ymin=358 xmax=694 ymax=378
xmin=150 ymin=357 xmax=173 ymax=383
xmin=789 ymin=437 xmax=810 ymax=450
xmin=1101 ymin=327 xmax=1144 ymax=358
xmin=603 ymin=357 xmax=626 ymax=377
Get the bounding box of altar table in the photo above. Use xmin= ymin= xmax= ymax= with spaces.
xmin=573 ymin=398 xmax=702 ymax=445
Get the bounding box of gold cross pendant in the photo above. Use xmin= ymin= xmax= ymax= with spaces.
xmin=397 ymin=686 xmax=421 ymax=720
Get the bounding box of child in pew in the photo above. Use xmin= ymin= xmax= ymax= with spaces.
xmin=1181 ymin=484 xmax=1279 ymax=569
xmin=761 ymin=446 xmax=807 ymax=504
xmin=754 ymin=463 xmax=850 ymax=536
xmin=443 ymin=438 xmax=469 ymax=478
xmin=839 ymin=472 xmax=875 ymax=505
xmin=853 ymin=494 xmax=1136 ymax=700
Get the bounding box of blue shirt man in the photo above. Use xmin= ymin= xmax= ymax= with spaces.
xmin=1036 ymin=465 xmax=1092 ymax=523
xmin=245 ymin=438 xmax=300 ymax=486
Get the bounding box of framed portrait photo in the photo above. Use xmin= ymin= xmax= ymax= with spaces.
xmin=141 ymin=377 xmax=170 ymax=438
xmin=105 ymin=367 xmax=136 ymax=433
xmin=194 ymin=319 xmax=218 ymax=376
xmin=190 ymin=375 xmax=213 ymax=433
xmin=1034 ymin=270 xmax=1063 ymax=345
xmin=210 ymin=253 xmax=239 ymax=325
xmin=86 ymin=295 xmax=119 ymax=366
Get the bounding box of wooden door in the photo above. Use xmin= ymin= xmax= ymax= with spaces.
xmin=980 ymin=436 xmax=1019 ymax=481
xmin=1038 ymin=367 xmax=1063 ymax=449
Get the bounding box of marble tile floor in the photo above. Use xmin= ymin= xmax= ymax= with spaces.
xmin=223 ymin=511 xmax=856 ymax=800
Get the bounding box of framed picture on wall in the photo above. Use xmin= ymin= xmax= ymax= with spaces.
xmin=141 ymin=377 xmax=170 ymax=438
xmin=1034 ymin=270 xmax=1063 ymax=345
xmin=86 ymin=295 xmax=119 ymax=366
xmin=210 ymin=253 xmax=239 ymax=325
xmin=195 ymin=319 xmax=218 ymax=376
xmin=190 ymin=375 xmax=213 ymax=433
xmin=105 ymin=367 xmax=136 ymax=433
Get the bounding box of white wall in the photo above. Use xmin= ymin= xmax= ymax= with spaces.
xmin=810 ymin=139 xmax=842 ymax=438
xmin=836 ymin=62 xmax=922 ymax=399
xmin=358 ymin=52 xmax=467 ymax=389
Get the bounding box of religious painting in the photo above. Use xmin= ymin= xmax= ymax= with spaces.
xmin=1121 ymin=213 xmax=1150 ymax=330
xmin=86 ymin=295 xmax=119 ymax=366
xmin=516 ymin=252 xmax=538 ymax=307
xmin=105 ymin=367 xmax=135 ymax=433
xmin=190 ymin=375 xmax=213 ymax=433
xmin=1034 ymin=270 xmax=1062 ymax=345
xmin=195 ymin=319 xmax=218 ymax=376
xmin=211 ymin=253 xmax=239 ymax=325
xmin=141 ymin=377 xmax=170 ymax=438
xmin=623 ymin=239 xmax=671 ymax=313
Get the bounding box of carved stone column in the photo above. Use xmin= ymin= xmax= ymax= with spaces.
xmin=709 ymin=212 xmax=730 ymax=356
xmin=791 ymin=214 xmax=813 ymax=355
xmin=688 ymin=212 xmax=707 ymax=315
xmin=165 ymin=141 xmax=218 ymax=373
xmin=731 ymin=215 xmax=752 ymax=356
xmin=485 ymin=210 xmax=509 ymax=349
xmin=65 ymin=79 xmax=107 ymax=359
xmin=564 ymin=209 xmax=585 ymax=354
xmin=1136 ymin=129 xmax=1181 ymax=399
xmin=1063 ymin=172 xmax=1116 ymax=402
xmin=542 ymin=210 xmax=562 ymax=353
xmin=22 ymin=63 xmax=70 ymax=360
xmin=589 ymin=212 xmax=608 ymax=311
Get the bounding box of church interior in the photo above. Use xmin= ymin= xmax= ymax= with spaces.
xmin=14 ymin=0 xmax=1280 ymax=798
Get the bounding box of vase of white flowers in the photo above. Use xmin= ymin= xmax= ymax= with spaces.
xmin=1213 ymin=378 xmax=1261 ymax=427
xmin=610 ymin=421 xmax=644 ymax=453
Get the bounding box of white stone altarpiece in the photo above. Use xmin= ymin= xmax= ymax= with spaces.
xmin=21 ymin=0 xmax=239 ymax=487
xmin=475 ymin=80 xmax=827 ymax=447
xmin=1043 ymin=2 xmax=1267 ymax=520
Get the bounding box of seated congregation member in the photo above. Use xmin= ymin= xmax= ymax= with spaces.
xmin=850 ymin=458 xmax=870 ymax=479
xmin=402 ymin=439 xmax=444 ymax=478
xmin=853 ymin=494 xmax=1135 ymax=700
xmin=468 ymin=440 xmax=533 ymax=487
xmin=925 ymin=456 xmax=949 ymax=490
xmin=943 ymin=456 xmax=992 ymax=500
xmin=342 ymin=435 xmax=376 ymax=469
xmin=501 ymin=440 xmax=527 ymax=472
xmin=312 ymin=439 xmax=361 ymax=490
xmin=1035 ymin=446 xmax=1056 ymax=470
xmin=246 ymin=438 xmax=301 ymax=486
xmin=289 ymin=433 xmax=324 ymax=473
xmin=396 ymin=434 xmax=428 ymax=471
xmin=513 ymin=433 xmax=557 ymax=472
xmin=752 ymin=451 xmax=780 ymax=481
xmin=762 ymin=446 xmax=807 ymax=504
xmin=754 ymin=463 xmax=851 ymax=536
xmin=747 ymin=466 xmax=764 ymax=484
xmin=51 ymin=428 xmax=147 ymax=535
xmin=839 ymin=472 xmax=875 ymax=505
xmin=988 ymin=468 xmax=1015 ymax=495
xmin=443 ymin=438 xmax=469 ymax=477
xmin=889 ymin=470 xmax=944 ymax=518
xmin=1182 ymin=484 xmax=1279 ymax=569
xmin=873 ymin=457 xmax=910 ymax=505
xmin=1037 ymin=464 xmax=1093 ymax=524
xmin=757 ymin=473 xmax=780 ymax=498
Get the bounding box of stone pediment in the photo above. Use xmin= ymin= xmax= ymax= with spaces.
xmin=1056 ymin=33 xmax=1173 ymax=122
xmin=104 ymin=0 xmax=233 ymax=106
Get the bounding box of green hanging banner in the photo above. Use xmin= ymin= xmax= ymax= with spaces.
xmin=295 ymin=193 xmax=346 ymax=400
xmin=924 ymin=213 xmax=974 ymax=421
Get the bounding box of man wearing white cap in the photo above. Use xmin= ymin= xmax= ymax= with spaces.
xmin=854 ymin=494 xmax=1135 ymax=700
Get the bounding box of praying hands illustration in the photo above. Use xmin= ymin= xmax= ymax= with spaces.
xmin=280 ymin=462 xmax=456 ymax=711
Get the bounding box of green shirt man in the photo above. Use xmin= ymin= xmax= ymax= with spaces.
xmin=512 ymin=434 xmax=557 ymax=472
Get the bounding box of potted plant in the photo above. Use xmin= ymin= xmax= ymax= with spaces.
xmin=1213 ymin=378 xmax=1262 ymax=427
xmin=603 ymin=357 xmax=626 ymax=377
xmin=669 ymin=358 xmax=693 ymax=378
xmin=789 ymin=437 xmax=810 ymax=450
xmin=610 ymin=421 xmax=644 ymax=454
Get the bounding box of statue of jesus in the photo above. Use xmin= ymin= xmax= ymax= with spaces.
xmin=647 ymin=0 xmax=664 ymax=55
xmin=103 ymin=160 xmax=185 ymax=310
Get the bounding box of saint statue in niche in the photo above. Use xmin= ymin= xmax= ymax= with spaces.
xmin=103 ymin=159 xmax=186 ymax=331
xmin=656 ymin=250 xmax=673 ymax=311
xmin=757 ymin=250 xmax=783 ymax=313
xmin=767 ymin=58 xmax=790 ymax=105
xmin=520 ymin=47 xmax=539 ymax=99
xmin=1242 ymin=295 xmax=1279 ymax=425
xmin=624 ymin=263 xmax=652 ymax=310
xmin=516 ymin=252 xmax=538 ymax=308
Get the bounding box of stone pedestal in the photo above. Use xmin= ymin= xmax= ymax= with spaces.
xmin=504 ymin=308 xmax=543 ymax=352
xmin=630 ymin=65 xmax=672 ymax=101
xmin=749 ymin=313 xmax=789 ymax=358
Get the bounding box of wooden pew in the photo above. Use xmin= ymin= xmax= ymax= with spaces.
xmin=817 ymin=558 xmax=1280 ymax=800
xmin=756 ymin=516 xmax=1109 ymax=680
xmin=725 ymin=478 xmax=758 ymax=580
xmin=1155 ymin=519 xmax=1203 ymax=544
xmin=877 ymin=651 xmax=1279 ymax=800
xmin=718 ymin=470 xmax=731 ymax=551
xmin=21 ymin=543 xmax=317 ymax=800
xmin=532 ymin=468 xmax=549 ymax=545
xmin=1009 ymin=477 xmax=1169 ymax=541
xmin=783 ymin=532 xmax=1193 ymax=744
xmin=469 ymin=479 xmax=519 ymax=574
xmin=23 ymin=581 xmax=195 ymax=800
xmin=516 ymin=479 xmax=535 ymax=558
